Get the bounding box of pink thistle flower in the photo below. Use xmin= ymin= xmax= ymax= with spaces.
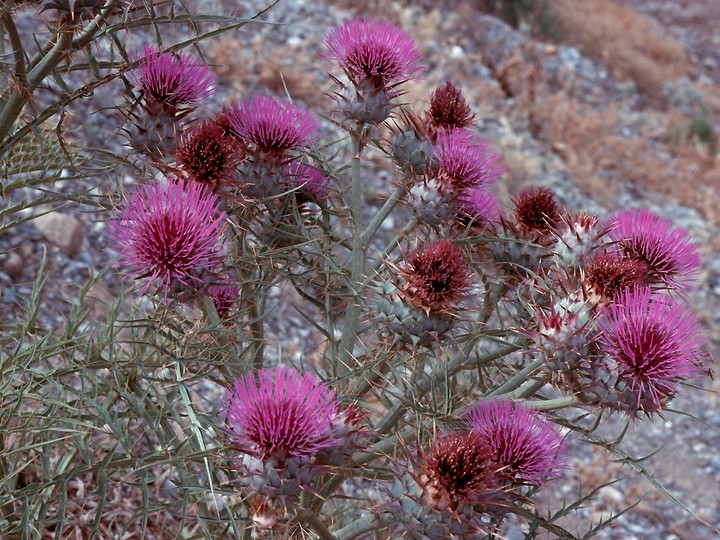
xmin=286 ymin=162 xmax=331 ymax=201
xmin=433 ymin=128 xmax=505 ymax=192
xmin=465 ymin=399 xmax=567 ymax=487
xmin=224 ymin=96 xmax=320 ymax=159
xmin=176 ymin=121 xmax=242 ymax=190
xmin=133 ymin=46 xmax=216 ymax=110
xmin=207 ymin=281 xmax=239 ymax=319
xmin=400 ymin=239 xmax=473 ymax=313
xmin=605 ymin=209 xmax=702 ymax=290
xmin=225 ymin=367 xmax=342 ymax=461
xmin=323 ymin=18 xmax=424 ymax=90
xmin=106 ymin=180 xmax=226 ymax=297
xmin=598 ymin=286 xmax=706 ymax=416
xmin=422 ymin=430 xmax=501 ymax=513
xmin=456 ymin=188 xmax=501 ymax=231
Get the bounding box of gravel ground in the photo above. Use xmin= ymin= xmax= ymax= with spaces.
xmin=1 ymin=0 xmax=719 ymax=538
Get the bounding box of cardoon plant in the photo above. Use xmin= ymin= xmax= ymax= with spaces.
xmin=1 ymin=4 xmax=715 ymax=539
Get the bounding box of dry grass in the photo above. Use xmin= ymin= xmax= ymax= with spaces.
xmin=550 ymin=0 xmax=689 ymax=106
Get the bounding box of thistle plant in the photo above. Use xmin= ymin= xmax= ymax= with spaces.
xmin=1 ymin=3 xmax=716 ymax=539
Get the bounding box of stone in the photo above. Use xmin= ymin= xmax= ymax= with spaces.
xmin=33 ymin=212 xmax=84 ymax=257
xmin=2 ymin=251 xmax=24 ymax=278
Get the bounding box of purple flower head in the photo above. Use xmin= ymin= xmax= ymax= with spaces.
xmin=106 ymin=179 xmax=226 ymax=297
xmin=465 ymin=399 xmax=567 ymax=487
xmin=605 ymin=209 xmax=702 ymax=290
xmin=323 ymin=18 xmax=424 ymax=90
xmin=456 ymin=188 xmax=501 ymax=230
xmin=433 ymin=128 xmax=505 ymax=192
xmin=225 ymin=367 xmax=342 ymax=462
xmin=224 ymin=96 xmax=320 ymax=159
xmin=598 ymin=286 xmax=706 ymax=416
xmin=133 ymin=46 xmax=216 ymax=110
xmin=422 ymin=430 xmax=501 ymax=512
xmin=208 ymin=280 xmax=239 ymax=319
xmin=286 ymin=162 xmax=331 ymax=201
xmin=428 ymin=80 xmax=475 ymax=133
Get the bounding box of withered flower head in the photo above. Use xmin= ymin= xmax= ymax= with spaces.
xmin=176 ymin=121 xmax=241 ymax=190
xmin=423 ymin=430 xmax=500 ymax=512
xmin=586 ymin=251 xmax=646 ymax=302
xmin=513 ymin=186 xmax=562 ymax=234
xmin=400 ymin=239 xmax=473 ymax=313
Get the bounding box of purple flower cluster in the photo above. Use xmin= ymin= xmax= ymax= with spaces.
xmin=465 ymin=399 xmax=566 ymax=486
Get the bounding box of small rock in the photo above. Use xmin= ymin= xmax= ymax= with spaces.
xmin=2 ymin=251 xmax=24 ymax=278
xmin=33 ymin=212 xmax=84 ymax=257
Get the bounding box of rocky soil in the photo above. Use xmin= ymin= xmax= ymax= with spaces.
xmin=1 ymin=0 xmax=719 ymax=538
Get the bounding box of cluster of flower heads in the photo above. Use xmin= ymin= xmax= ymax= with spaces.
xmin=390 ymin=399 xmax=566 ymax=537
xmin=509 ymin=189 xmax=709 ymax=417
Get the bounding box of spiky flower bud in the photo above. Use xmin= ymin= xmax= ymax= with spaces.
xmin=427 ymin=80 xmax=475 ymax=134
xmin=385 ymin=431 xmax=505 ymax=539
xmin=585 ymin=251 xmax=646 ymax=304
xmin=604 ymin=209 xmax=702 ymax=290
xmin=106 ymin=179 xmax=226 ymax=299
xmin=465 ymin=399 xmax=567 ymax=487
xmin=553 ymin=211 xmax=602 ymax=267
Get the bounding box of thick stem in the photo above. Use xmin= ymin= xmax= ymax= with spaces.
xmin=291 ymin=509 xmax=337 ymax=540
xmin=361 ymin=184 xmax=407 ymax=246
xmin=336 ymin=132 xmax=366 ymax=377
xmin=335 ymin=514 xmax=388 ymax=540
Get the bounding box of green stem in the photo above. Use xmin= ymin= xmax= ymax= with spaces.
xmin=292 ymin=509 xmax=337 ymax=540
xmin=335 ymin=514 xmax=388 ymax=540
xmin=337 ymin=132 xmax=366 ymax=377
xmin=368 ymin=216 xmax=419 ymax=278
xmin=486 ymin=357 xmax=543 ymax=398
xmin=360 ymin=185 xmax=407 ymax=246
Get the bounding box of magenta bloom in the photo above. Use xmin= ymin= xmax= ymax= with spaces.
xmin=466 ymin=399 xmax=566 ymax=486
xmin=224 ymin=96 xmax=320 ymax=158
xmin=598 ymin=286 xmax=706 ymax=415
xmin=433 ymin=128 xmax=505 ymax=192
xmin=208 ymin=281 xmax=239 ymax=319
xmin=286 ymin=162 xmax=331 ymax=200
xmin=225 ymin=368 xmax=342 ymax=461
xmin=323 ymin=18 xmax=424 ymax=89
xmin=605 ymin=209 xmax=702 ymax=290
xmin=107 ymin=180 xmax=226 ymax=296
xmin=133 ymin=46 xmax=216 ymax=110
xmin=457 ymin=188 xmax=501 ymax=230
